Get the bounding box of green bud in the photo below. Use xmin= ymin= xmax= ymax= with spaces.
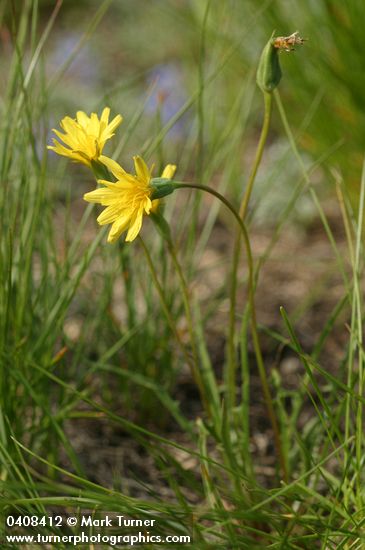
xmin=150 ymin=177 xmax=175 ymax=200
xmin=256 ymin=32 xmax=282 ymax=93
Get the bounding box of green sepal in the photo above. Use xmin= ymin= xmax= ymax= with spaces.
xmin=90 ymin=160 xmax=111 ymax=180
xmin=256 ymin=31 xmax=282 ymax=93
xmin=150 ymin=211 xmax=172 ymax=241
xmin=150 ymin=177 xmax=175 ymax=200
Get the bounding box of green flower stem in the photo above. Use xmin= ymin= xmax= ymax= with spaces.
xmin=174 ymin=181 xmax=288 ymax=481
xmin=165 ymin=240 xmax=213 ymax=417
xmin=165 ymin=244 xmax=198 ymax=364
xmin=138 ymin=235 xmax=208 ymax=413
xmin=239 ymin=91 xmax=272 ymax=220
xmin=149 ymin=211 xmax=216 ymax=421
xmin=227 ymin=91 xmax=272 ymax=414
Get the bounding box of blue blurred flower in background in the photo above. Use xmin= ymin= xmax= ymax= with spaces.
xmin=48 ymin=31 xmax=99 ymax=86
xmin=145 ymin=63 xmax=188 ymax=139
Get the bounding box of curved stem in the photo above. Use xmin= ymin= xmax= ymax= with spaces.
xmin=239 ymin=91 xmax=272 ymax=220
xmin=228 ymin=91 xmax=273 ymax=413
xmin=174 ymin=181 xmax=288 ymax=481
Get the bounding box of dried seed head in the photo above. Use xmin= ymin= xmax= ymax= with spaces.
xmin=273 ymin=31 xmax=306 ymax=52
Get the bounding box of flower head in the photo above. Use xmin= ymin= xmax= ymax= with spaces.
xmin=84 ymin=155 xmax=176 ymax=243
xmin=47 ymin=108 xmax=122 ymax=166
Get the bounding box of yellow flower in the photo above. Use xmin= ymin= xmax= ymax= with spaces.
xmin=84 ymin=155 xmax=176 ymax=243
xmin=47 ymin=107 xmax=122 ymax=166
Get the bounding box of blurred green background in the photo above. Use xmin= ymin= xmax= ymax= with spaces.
xmin=1 ymin=2 xmax=364 ymax=544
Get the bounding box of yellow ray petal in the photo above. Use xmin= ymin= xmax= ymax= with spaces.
xmin=144 ymin=196 xmax=152 ymax=214
xmin=52 ymin=128 xmax=78 ymax=149
xmin=133 ymin=156 xmax=150 ymax=183
xmin=97 ymin=178 xmax=135 ymax=191
xmin=102 ymin=114 xmax=122 ymax=140
xmin=88 ymin=113 xmax=99 ymax=137
xmin=125 ymin=204 xmax=145 ymax=242
xmin=76 ymin=111 xmax=90 ymax=128
xmin=161 ymin=164 xmax=177 ymax=180
xmin=100 ymin=107 xmax=110 ymax=126
xmin=99 ymin=155 xmax=130 ymax=179
xmin=97 ymin=203 xmax=124 ymax=225
xmin=108 ymin=212 xmax=133 ymax=242
xmin=83 ymin=188 xmax=117 ymax=203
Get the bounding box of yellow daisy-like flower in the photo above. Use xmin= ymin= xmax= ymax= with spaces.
xmin=84 ymin=155 xmax=176 ymax=243
xmin=47 ymin=107 xmax=122 ymax=166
